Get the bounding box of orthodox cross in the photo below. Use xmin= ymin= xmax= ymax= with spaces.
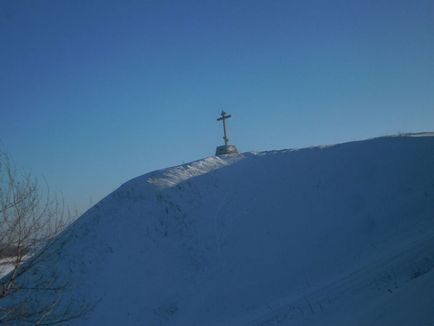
xmin=217 ymin=111 xmax=232 ymax=146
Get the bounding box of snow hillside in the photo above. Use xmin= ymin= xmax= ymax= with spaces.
xmin=4 ymin=134 xmax=434 ymax=325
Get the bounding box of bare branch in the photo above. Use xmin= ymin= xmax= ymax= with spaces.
xmin=0 ymin=149 xmax=84 ymax=324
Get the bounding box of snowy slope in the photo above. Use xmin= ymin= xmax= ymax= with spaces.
xmin=0 ymin=258 xmax=15 ymax=280
xmin=4 ymin=134 xmax=434 ymax=325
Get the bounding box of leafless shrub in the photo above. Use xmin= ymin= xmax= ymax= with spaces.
xmin=0 ymin=150 xmax=82 ymax=324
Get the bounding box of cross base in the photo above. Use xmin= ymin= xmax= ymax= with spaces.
xmin=215 ymin=144 xmax=239 ymax=156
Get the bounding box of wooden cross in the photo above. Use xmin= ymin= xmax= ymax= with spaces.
xmin=217 ymin=111 xmax=232 ymax=146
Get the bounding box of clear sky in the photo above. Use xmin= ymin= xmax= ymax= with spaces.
xmin=1 ymin=0 xmax=433 ymax=214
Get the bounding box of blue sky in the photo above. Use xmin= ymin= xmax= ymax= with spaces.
xmin=1 ymin=0 xmax=433 ymax=213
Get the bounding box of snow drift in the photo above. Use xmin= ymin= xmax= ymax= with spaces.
xmin=5 ymin=134 xmax=434 ymax=325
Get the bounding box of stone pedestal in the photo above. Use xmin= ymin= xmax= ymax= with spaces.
xmin=215 ymin=144 xmax=239 ymax=156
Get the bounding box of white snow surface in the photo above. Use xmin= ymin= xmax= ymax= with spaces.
xmin=5 ymin=134 xmax=434 ymax=325
xmin=0 ymin=258 xmax=15 ymax=279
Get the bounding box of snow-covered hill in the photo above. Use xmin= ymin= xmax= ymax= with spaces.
xmin=5 ymin=134 xmax=434 ymax=325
